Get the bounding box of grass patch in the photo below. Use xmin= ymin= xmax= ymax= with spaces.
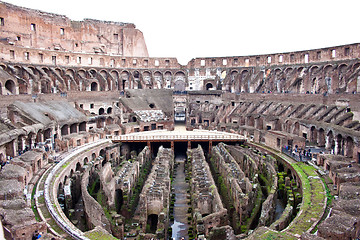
xmin=85 ymin=230 xmax=118 ymax=240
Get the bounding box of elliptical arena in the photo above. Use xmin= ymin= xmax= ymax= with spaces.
xmin=0 ymin=2 xmax=359 ymax=240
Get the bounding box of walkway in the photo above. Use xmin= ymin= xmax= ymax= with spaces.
xmin=248 ymin=142 xmax=327 ymax=239
xmin=171 ymin=154 xmax=189 ymax=240
xmin=112 ymin=129 xmax=245 ymax=142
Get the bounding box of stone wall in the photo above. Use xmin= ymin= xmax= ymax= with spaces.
xmin=138 ymin=146 xmax=173 ymax=239
xmin=0 ymin=1 xmax=148 ymax=58
xmin=189 ymin=145 xmax=227 ymax=236
xmin=81 ymin=167 xmax=112 ymax=232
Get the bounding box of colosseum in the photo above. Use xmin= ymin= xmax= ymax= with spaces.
xmin=0 ymin=1 xmax=359 ymax=240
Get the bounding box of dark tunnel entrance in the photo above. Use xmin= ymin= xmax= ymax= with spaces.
xmin=147 ymin=214 xmax=158 ymax=234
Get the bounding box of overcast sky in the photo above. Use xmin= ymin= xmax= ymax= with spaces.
xmin=4 ymin=0 xmax=360 ymax=64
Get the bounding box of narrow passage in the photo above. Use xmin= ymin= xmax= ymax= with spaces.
xmin=171 ymin=153 xmax=189 ymax=240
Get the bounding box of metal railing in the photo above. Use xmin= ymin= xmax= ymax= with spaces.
xmin=112 ymin=133 xmax=244 ymax=141
xmin=44 ymin=139 xmax=110 ymax=240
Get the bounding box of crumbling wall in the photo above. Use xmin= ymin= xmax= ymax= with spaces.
xmin=189 ymin=145 xmax=228 ymax=236
xmin=138 ymin=146 xmax=173 ymax=239
xmin=81 ymin=168 xmax=111 ymax=233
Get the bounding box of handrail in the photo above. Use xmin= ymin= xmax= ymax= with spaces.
xmin=44 ymin=139 xmax=110 ymax=240
xmin=112 ymin=132 xmax=244 ymax=141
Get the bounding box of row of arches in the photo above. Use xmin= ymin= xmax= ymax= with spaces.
xmin=239 ymin=114 xmax=356 ymax=158
xmin=0 ymin=64 xmax=189 ymax=94
xmin=222 ymin=61 xmax=360 ymax=94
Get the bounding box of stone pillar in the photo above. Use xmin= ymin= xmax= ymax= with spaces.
xmin=325 ymin=135 xmax=331 ymax=150
xmin=334 ymin=140 xmax=339 ymax=155
xmin=18 ymin=135 xmax=25 ymax=152
xmin=147 ymin=141 xmax=151 ymax=153
xmin=30 ymin=134 xmax=36 ymax=149
xmin=6 ymin=140 xmax=16 ymax=158
xmin=29 ymin=79 xmax=33 ymax=94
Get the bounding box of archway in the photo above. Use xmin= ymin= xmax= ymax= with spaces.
xmin=107 ymin=107 xmax=112 ymax=114
xmin=318 ymin=128 xmax=325 ymax=147
xmin=147 ymin=214 xmax=158 ymax=233
xmin=310 ymin=126 xmax=318 ymax=144
xmin=206 ymin=82 xmax=213 ymax=90
xmin=61 ymin=125 xmax=69 ymax=136
xmin=5 ymin=80 xmax=16 ymax=94
xmin=75 ymin=162 xmax=81 ymax=172
xmin=91 ymin=82 xmax=98 ymax=91
xmin=41 ymin=80 xmax=51 ymax=93
xmin=70 ymin=123 xmax=77 ymax=134
xmin=79 ymin=122 xmax=86 ymax=132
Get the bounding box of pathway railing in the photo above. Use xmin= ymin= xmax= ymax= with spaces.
xmin=112 ymin=132 xmax=244 ymax=141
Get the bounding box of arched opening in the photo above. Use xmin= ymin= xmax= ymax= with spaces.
xmin=99 ymin=108 xmax=105 ymax=115
xmin=115 ymin=189 xmax=124 ymax=214
xmin=99 ymin=149 xmax=106 ymax=159
xmin=61 ymin=125 xmax=69 ymax=136
xmin=5 ymin=80 xmax=16 ymax=94
xmin=131 ymin=116 xmax=137 ymax=122
xmin=75 ymin=162 xmax=81 ymax=172
xmin=147 ymin=214 xmax=158 ymax=233
xmin=205 ymin=82 xmax=213 ymax=90
xmin=83 ymin=157 xmax=89 ymax=165
xmin=310 ymin=126 xmax=318 ymax=144
xmin=79 ymin=122 xmax=86 ymax=132
xmin=70 ymin=123 xmax=77 ymax=134
xmin=91 ymin=82 xmax=98 ymax=91
xmin=44 ymin=128 xmax=51 ymax=141
xmin=41 ymin=80 xmax=50 ymax=93
xmin=107 ymin=107 xmax=112 ymax=114
xmin=91 ymin=153 xmax=96 ymax=160
xmin=318 ymin=128 xmax=325 ymax=147
xmin=36 ymin=130 xmax=43 ymax=143
xmin=154 ymin=71 xmax=163 ymax=89
xmin=18 ymin=79 xmax=28 ymax=94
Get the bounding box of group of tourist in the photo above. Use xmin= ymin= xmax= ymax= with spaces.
xmin=283 ymin=145 xmax=314 ymax=162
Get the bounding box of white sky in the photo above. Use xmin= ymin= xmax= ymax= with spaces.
xmin=3 ymin=0 xmax=360 ymax=65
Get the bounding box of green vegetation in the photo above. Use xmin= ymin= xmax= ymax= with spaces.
xmin=247 ymin=142 xmax=326 ymax=237
xmin=126 ymin=158 xmax=152 ymax=215
xmin=30 ymin=182 xmax=41 ymax=222
xmin=84 ymin=230 xmax=118 ymax=240
xmin=208 ymin=156 xmax=242 ymax=234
